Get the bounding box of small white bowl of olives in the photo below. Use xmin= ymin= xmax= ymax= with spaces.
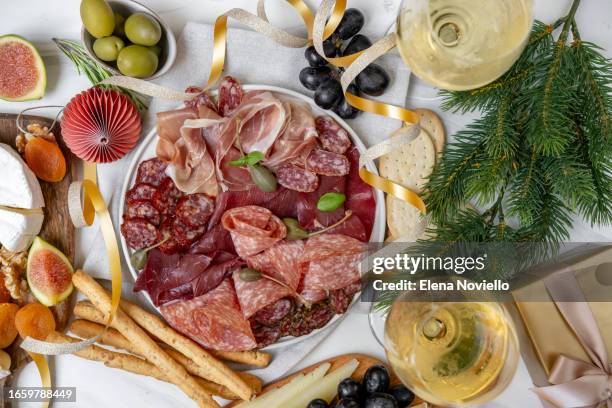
xmin=80 ymin=0 xmax=176 ymax=80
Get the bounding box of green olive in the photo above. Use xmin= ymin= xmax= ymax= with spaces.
xmin=80 ymin=0 xmax=115 ymax=39
xmin=148 ymin=44 xmax=162 ymax=57
xmin=117 ymin=45 xmax=158 ymax=78
xmin=113 ymin=12 xmax=126 ymax=37
xmin=93 ymin=36 xmax=125 ymax=62
xmin=124 ymin=13 xmax=162 ymax=46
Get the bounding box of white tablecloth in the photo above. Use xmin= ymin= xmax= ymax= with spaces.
xmin=2 ymin=1 xmax=612 ymax=407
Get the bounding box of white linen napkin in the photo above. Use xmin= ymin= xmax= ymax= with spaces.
xmin=83 ymin=21 xmax=412 ymax=378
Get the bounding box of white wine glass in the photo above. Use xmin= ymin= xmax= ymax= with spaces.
xmin=396 ymin=0 xmax=534 ymax=90
xmin=384 ymin=295 xmax=519 ymax=407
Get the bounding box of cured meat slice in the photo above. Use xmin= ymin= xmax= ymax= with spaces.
xmin=152 ymin=177 xmax=184 ymax=215
xmin=184 ymin=86 xmax=218 ymax=113
xmin=346 ymin=147 xmax=376 ymax=240
xmin=299 ymin=234 xmax=365 ymax=294
xmin=306 ymin=149 xmax=350 ymax=176
xmin=156 ymin=107 xmax=199 ymax=162
xmin=176 ymin=193 xmax=214 ymax=227
xmin=327 ymin=214 xmax=367 ymax=242
xmin=125 ymin=199 xmax=161 ymax=226
xmin=161 ymin=279 xmax=256 ymax=351
xmin=126 ymin=183 xmax=157 ymax=203
xmin=265 ymin=99 xmax=318 ymax=168
xmin=232 ymin=269 xmax=292 ymax=319
xmin=252 ymin=324 xmax=281 ymax=348
xmin=158 ymin=217 xmax=182 ymax=254
xmin=252 ymin=298 xmax=293 ymax=327
xmin=276 ymin=163 xmax=319 ymax=192
xmin=315 ymin=116 xmax=351 ymax=154
xmin=221 ymin=206 xmax=286 ymax=258
xmin=121 ymin=218 xmax=159 ymax=250
xmin=135 ymin=158 xmax=168 ymax=187
xmin=218 ymin=76 xmax=243 ymax=116
xmin=297 ymin=176 xmax=346 ymax=230
xmin=173 ymin=218 xmax=206 ymax=248
xmin=190 ymin=223 xmax=235 ymax=255
xmin=247 ymin=240 xmax=304 ymax=290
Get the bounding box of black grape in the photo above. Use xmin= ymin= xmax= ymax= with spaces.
xmin=323 ymin=37 xmax=341 ymax=57
xmin=356 ymin=64 xmax=390 ymax=96
xmin=314 ymin=78 xmax=342 ymax=110
xmin=333 ymin=8 xmax=365 ymax=40
xmin=299 ymin=66 xmax=332 ymax=91
xmin=305 ymin=45 xmax=328 ymax=67
xmin=343 ymin=34 xmax=372 ymax=56
xmin=333 ymin=83 xmax=361 ymax=119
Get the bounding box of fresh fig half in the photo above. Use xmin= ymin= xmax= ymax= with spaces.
xmin=26 ymin=237 xmax=73 ymax=306
xmin=0 ymin=35 xmax=46 ymax=102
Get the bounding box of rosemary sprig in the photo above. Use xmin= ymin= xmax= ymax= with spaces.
xmin=53 ymin=38 xmax=148 ymax=112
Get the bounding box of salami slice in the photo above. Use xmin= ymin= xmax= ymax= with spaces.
xmin=253 ymin=298 xmax=293 ymax=327
xmin=135 ymin=158 xmax=168 ymax=186
xmin=125 ymin=199 xmax=161 ymax=226
xmin=161 ymin=279 xmax=257 ymax=351
xmin=126 ymin=183 xmax=157 ymax=203
xmin=121 ymin=218 xmax=159 ymax=250
xmin=218 ymin=76 xmax=243 ymax=117
xmin=329 ymin=288 xmax=352 ymax=314
xmin=276 ymin=163 xmax=319 ymax=192
xmin=251 ymin=324 xmax=281 ymax=348
xmin=173 ymin=218 xmax=206 ymax=248
xmin=184 ymin=86 xmax=218 ymax=113
xmin=175 ymin=193 xmax=214 ymax=227
xmin=315 ymin=116 xmax=351 ymax=154
xmin=221 ymin=206 xmax=287 ymax=258
xmin=306 ymin=149 xmax=350 ymax=176
xmin=158 ymin=217 xmax=182 ymax=254
xmin=247 ymin=240 xmax=304 ymax=290
xmin=299 ymin=234 xmax=365 ymax=294
xmin=232 ymin=269 xmax=292 ymax=319
xmin=152 ymin=177 xmax=184 ymax=215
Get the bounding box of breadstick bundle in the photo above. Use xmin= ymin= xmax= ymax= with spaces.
xmin=50 ymin=270 xmax=273 ymax=407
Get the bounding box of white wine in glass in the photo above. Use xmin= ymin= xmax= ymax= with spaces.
xmin=385 ymin=300 xmax=519 ymax=407
xmin=397 ymin=0 xmax=533 ymax=90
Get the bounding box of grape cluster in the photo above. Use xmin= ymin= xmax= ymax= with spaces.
xmin=299 ymin=8 xmax=390 ymax=119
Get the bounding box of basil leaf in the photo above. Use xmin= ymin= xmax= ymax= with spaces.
xmin=317 ymin=192 xmax=346 ymax=212
xmin=228 ymin=151 xmax=265 ymax=167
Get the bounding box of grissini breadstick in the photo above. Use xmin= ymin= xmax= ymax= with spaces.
xmin=71 ymin=271 xmax=218 ymax=408
xmin=74 ymin=302 xmax=271 ymax=367
xmin=69 ymin=319 xmax=263 ymax=394
xmin=119 ymin=298 xmax=253 ymax=401
xmin=47 ymin=332 xmax=242 ymax=400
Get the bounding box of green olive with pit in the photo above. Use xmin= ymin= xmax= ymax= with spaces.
xmin=80 ymin=0 xmax=115 ymax=38
xmin=124 ymin=13 xmax=162 ymax=46
xmin=113 ymin=12 xmax=126 ymax=37
xmin=117 ymin=45 xmax=158 ymax=78
xmin=148 ymin=44 xmax=162 ymax=57
xmin=93 ymin=36 xmax=125 ymax=62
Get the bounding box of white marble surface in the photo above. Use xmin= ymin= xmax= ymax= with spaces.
xmin=3 ymin=0 xmax=612 ymax=407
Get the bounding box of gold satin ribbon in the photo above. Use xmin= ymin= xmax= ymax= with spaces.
xmin=28 ymin=352 xmax=51 ymax=408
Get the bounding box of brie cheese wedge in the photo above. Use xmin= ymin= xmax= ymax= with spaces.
xmin=0 ymin=143 xmax=45 ymax=252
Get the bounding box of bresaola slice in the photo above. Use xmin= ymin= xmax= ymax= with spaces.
xmin=221 ymin=206 xmax=287 ymax=258
xmin=346 ymin=147 xmax=376 ymax=240
xmin=297 ymin=175 xmax=346 ymax=230
xmin=161 ymin=278 xmax=256 ymax=351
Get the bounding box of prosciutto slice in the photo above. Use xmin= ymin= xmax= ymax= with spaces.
xmin=161 ymin=279 xmax=256 ymax=351
xmin=221 ymin=206 xmax=287 ymax=258
xmin=156 ymin=106 xmax=198 ymax=161
xmin=299 ymin=234 xmax=365 ymax=294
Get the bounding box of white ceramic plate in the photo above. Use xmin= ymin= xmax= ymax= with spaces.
xmin=119 ymin=84 xmax=386 ymax=349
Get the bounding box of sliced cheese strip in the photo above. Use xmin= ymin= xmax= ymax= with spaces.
xmin=237 ymin=362 xmax=331 ymax=408
xmin=0 ymin=143 xmax=45 ymax=209
xmin=286 ymin=359 xmax=359 ymax=408
xmin=0 ymin=206 xmax=44 ymax=252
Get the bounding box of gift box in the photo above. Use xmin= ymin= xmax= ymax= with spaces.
xmin=511 ymin=245 xmax=612 ymax=407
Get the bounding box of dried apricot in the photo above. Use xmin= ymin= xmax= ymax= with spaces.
xmin=24 ymin=136 xmax=66 ymax=182
xmin=0 ymin=278 xmax=10 ymax=303
xmin=15 ymin=302 xmax=56 ymax=340
xmin=0 ymin=303 xmax=19 ymax=348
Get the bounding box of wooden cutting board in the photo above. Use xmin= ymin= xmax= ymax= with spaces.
xmin=0 ymin=113 xmax=78 ymax=394
xmin=226 ymin=353 xmax=426 ymax=407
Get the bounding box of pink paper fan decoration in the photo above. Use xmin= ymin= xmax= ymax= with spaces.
xmin=61 ymin=87 xmax=141 ymax=163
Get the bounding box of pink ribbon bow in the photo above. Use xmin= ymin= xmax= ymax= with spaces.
xmin=532 ymin=269 xmax=612 ymax=408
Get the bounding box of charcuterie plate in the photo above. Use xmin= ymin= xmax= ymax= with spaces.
xmin=119 ymin=84 xmax=385 ymax=350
